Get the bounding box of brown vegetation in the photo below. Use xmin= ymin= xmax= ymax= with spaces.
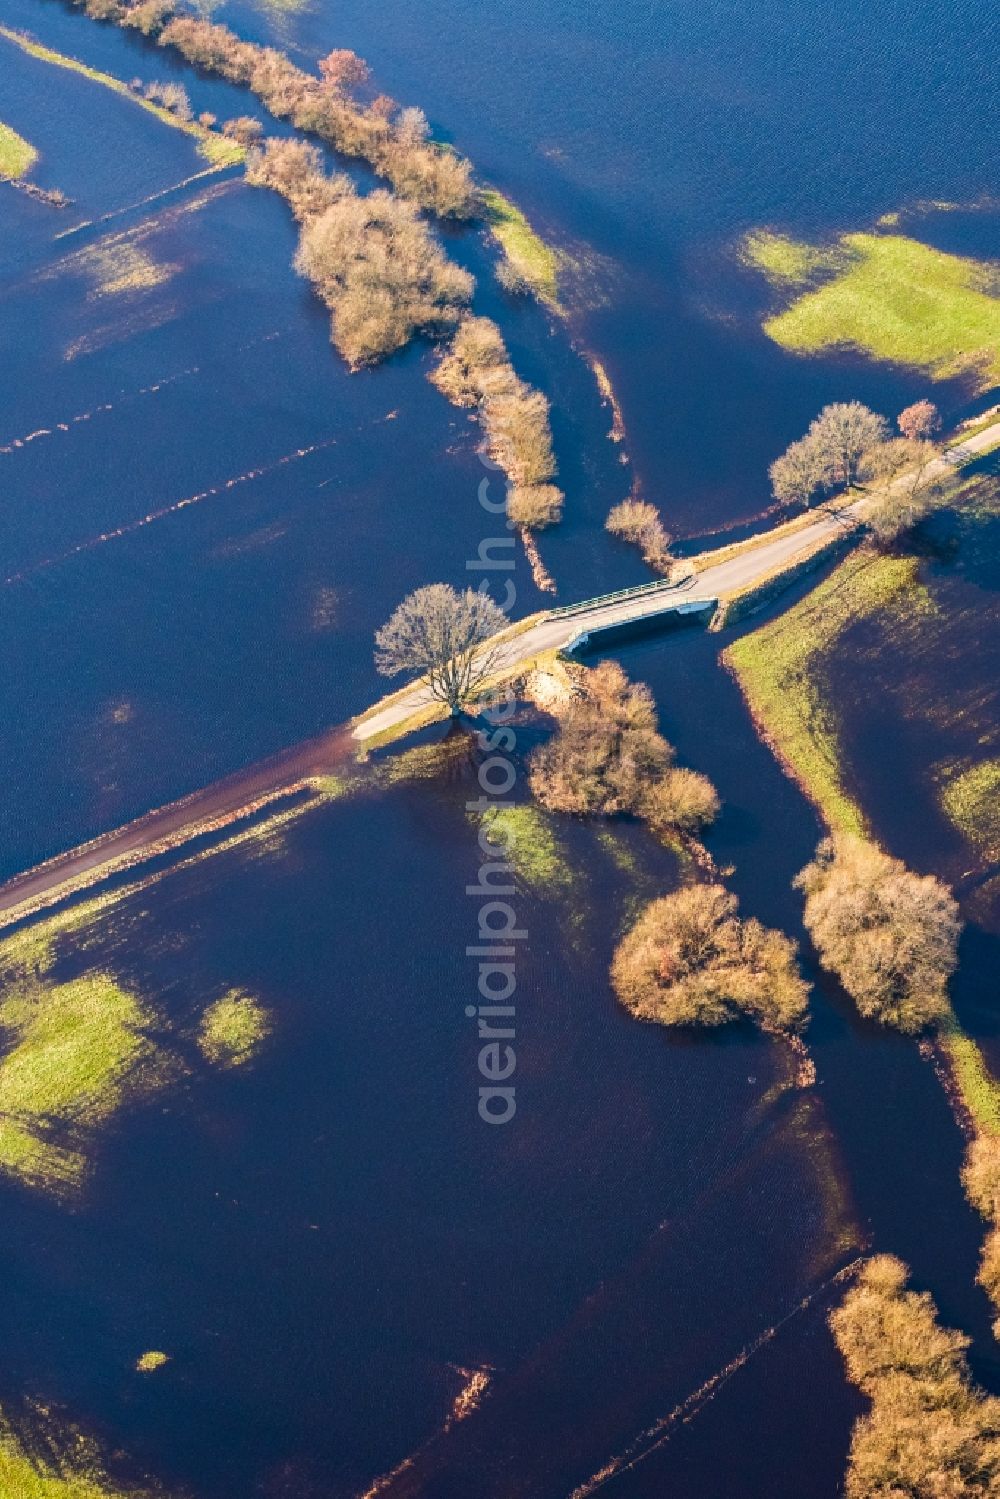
xmin=244 ymin=138 xmax=472 ymax=365
xmin=962 ymin=1133 xmax=1000 ymax=1335
xmin=528 ymin=662 xmax=672 ymax=817
xmin=528 ymin=662 xmax=720 ymax=841
xmin=610 ymin=883 xmax=809 ymax=1035
xmin=605 ymin=498 xmax=673 ymax=574
xmin=151 ymin=13 xmax=477 ymax=217
xmin=769 ymin=400 xmax=889 ymax=507
xmin=830 ymin=1255 xmax=1000 ymax=1498
xmin=795 ymin=835 xmax=961 ymax=1034
xmin=641 ymin=767 xmax=721 ymax=835
xmin=431 ymin=316 xmax=564 ymax=529
xmin=898 ymin=399 xmax=942 ymax=442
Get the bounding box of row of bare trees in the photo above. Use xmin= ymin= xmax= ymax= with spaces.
xmin=77 ymin=0 xmax=477 ymax=217
xmin=770 ymin=397 xmax=949 ymax=543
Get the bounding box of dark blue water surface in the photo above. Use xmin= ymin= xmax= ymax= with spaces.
xmin=1 ymin=0 xmax=1000 ymax=1494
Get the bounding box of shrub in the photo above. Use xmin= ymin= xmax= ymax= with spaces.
xmin=979 ymin=1226 xmax=1000 ymax=1305
xmin=144 ymin=80 xmax=193 ymax=120
xmin=507 ymin=483 xmax=563 ymax=530
xmin=222 ymin=115 xmax=263 ymax=145
xmin=121 ymin=0 xmax=174 ymax=34
xmin=430 ymin=315 xmax=511 ymax=405
xmin=610 ymin=883 xmax=809 ymax=1035
xmin=642 ymin=768 xmax=720 ymax=835
xmin=482 ymin=387 xmax=557 ymax=487
xmin=431 ymin=317 xmax=564 ymax=523
xmin=318 ymin=48 xmax=370 ymax=91
xmin=795 ymin=835 xmax=960 ymax=1034
xmin=294 ymin=188 xmax=473 ymax=365
xmin=157 ymin=15 xmax=477 ymax=217
xmin=606 ymin=498 xmax=672 ymax=572
xmin=245 ymin=137 xmax=347 ymax=219
xmin=529 ymin=661 xmax=672 ymax=817
xmin=963 ymin=1134 xmax=1000 ymax=1220
xmin=898 ymin=399 xmax=942 ymax=442
xmin=830 ymin=1255 xmax=1000 ymax=1499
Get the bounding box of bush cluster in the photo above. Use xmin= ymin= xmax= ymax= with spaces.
xmin=610 ymin=883 xmax=809 ymax=1035
xmin=795 ymin=835 xmax=960 ymax=1034
xmin=528 ymin=661 xmax=719 ymax=834
xmin=770 ymin=400 xmax=889 ymax=507
xmin=605 ymin=498 xmax=673 ymax=574
xmin=431 ymin=316 xmax=564 ymax=530
xmin=141 ymin=12 xmax=477 ymax=217
xmin=830 ymin=1255 xmax=1000 ymax=1498
xmin=245 ymin=139 xmax=472 ymax=365
xmin=962 ymin=1134 xmax=1000 ymax=1335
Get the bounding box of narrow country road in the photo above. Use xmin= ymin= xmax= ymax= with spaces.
xmin=0 ymin=418 xmax=995 ymax=928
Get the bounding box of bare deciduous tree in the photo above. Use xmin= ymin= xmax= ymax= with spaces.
xmin=768 ymin=434 xmax=834 ymax=508
xmin=795 ymin=835 xmax=960 ymax=1033
xmin=807 ymin=401 xmax=889 ymax=489
xmin=318 ymin=48 xmax=370 ymax=91
xmin=898 ymin=399 xmax=942 ymax=442
xmin=374 ymin=584 xmax=509 ymax=714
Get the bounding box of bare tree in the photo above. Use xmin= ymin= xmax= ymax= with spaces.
xmin=807 ymin=401 xmax=889 ymax=489
xmin=374 ymin=584 xmax=509 ymax=714
xmin=768 ymin=434 xmax=834 ymax=508
xmin=898 ymin=399 xmax=942 ymax=442
xmin=318 ymin=48 xmax=370 ymax=91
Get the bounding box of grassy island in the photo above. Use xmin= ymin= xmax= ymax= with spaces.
xmin=743 ymin=228 xmax=1000 ymax=388
xmin=0 ymin=120 xmax=38 ymax=180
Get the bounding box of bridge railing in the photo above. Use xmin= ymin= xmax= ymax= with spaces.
xmin=548 ymin=573 xmax=695 ymax=620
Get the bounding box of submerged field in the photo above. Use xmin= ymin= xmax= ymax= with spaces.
xmin=743 ymin=227 xmax=1000 ymax=388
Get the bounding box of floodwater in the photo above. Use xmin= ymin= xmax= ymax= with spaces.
xmin=0 ymin=0 xmax=999 ymax=1493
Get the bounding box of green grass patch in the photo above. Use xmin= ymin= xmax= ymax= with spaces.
xmin=741 ymin=229 xmax=848 ymax=287
xmin=0 ymin=1408 xmax=159 ymax=1497
xmin=0 ymin=26 xmax=245 ymax=166
xmin=940 ymin=757 xmax=1000 ymax=861
xmin=483 ymin=188 xmax=560 ymax=306
xmin=197 ymin=990 xmax=271 ymax=1068
xmin=748 ymin=230 xmax=1000 ymax=389
xmin=939 ymin=1011 xmax=1000 ymax=1134
xmin=478 ymin=804 xmax=574 ymax=891
xmin=0 ymin=973 xmax=166 ymax=1194
xmin=135 ymin=1350 xmax=170 ymax=1373
xmin=723 ymin=550 xmax=932 ymax=833
xmin=0 ymin=120 xmax=38 ymax=180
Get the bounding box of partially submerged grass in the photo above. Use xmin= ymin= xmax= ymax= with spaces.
xmin=940 ymin=757 xmax=1000 ymax=861
xmin=0 ymin=26 xmax=245 ymax=166
xmin=135 ymin=1350 xmax=170 ymax=1373
xmin=746 ymin=229 xmax=1000 ymax=389
xmin=0 ymin=973 xmax=165 ymax=1194
xmin=0 ymin=1408 xmax=159 ymax=1497
xmin=0 ymin=120 xmax=38 ymax=180
xmin=0 ymin=899 xmax=272 ymax=1194
xmin=197 ymin=990 xmax=270 ymax=1068
xmin=938 ymin=1012 xmax=1000 ymax=1135
xmin=723 ymin=550 xmax=931 ymax=833
xmin=483 ymin=188 xmax=561 ymax=306
xmin=477 ymin=804 xmax=574 ymax=891
xmin=741 ymin=229 xmax=848 ymax=287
